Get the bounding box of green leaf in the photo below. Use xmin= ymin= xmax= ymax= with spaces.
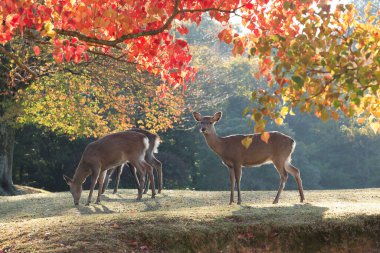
xmin=292 ymin=76 xmax=304 ymax=89
xmin=251 ymin=91 xmax=257 ymax=102
xmin=249 ymin=47 xmax=256 ymax=56
xmin=333 ymin=99 xmax=341 ymax=108
xmin=242 ymin=107 xmax=250 ymax=117
xmin=254 ymin=112 xmax=263 ymax=121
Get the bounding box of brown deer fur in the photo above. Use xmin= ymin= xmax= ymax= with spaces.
xmin=193 ymin=111 xmax=305 ymax=205
xmin=101 ymin=128 xmax=162 ymax=195
xmin=63 ymin=131 xmax=155 ymax=205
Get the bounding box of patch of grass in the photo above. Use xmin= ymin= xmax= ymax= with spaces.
xmin=1 ymin=189 xmax=380 ymax=252
xmin=15 ymin=185 xmax=51 ymax=195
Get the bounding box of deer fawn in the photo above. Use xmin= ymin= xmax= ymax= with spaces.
xmin=101 ymin=129 xmax=162 ymax=195
xmin=63 ymin=131 xmax=156 ymax=206
xmin=193 ymin=111 xmax=305 ymax=205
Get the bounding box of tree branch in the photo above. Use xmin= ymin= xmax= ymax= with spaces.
xmin=0 ymin=46 xmax=37 ymax=79
xmin=53 ymin=0 xmax=244 ymax=48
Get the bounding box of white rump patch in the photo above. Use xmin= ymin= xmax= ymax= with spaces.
xmin=153 ymin=137 xmax=160 ymax=153
xmin=139 ymin=137 xmax=149 ymax=161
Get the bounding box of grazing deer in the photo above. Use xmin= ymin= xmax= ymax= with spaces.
xmin=193 ymin=111 xmax=305 ymax=205
xmin=63 ymin=131 xmax=156 ymax=206
xmin=101 ymin=128 xmax=162 ymax=195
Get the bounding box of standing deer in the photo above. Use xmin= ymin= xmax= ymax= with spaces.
xmin=193 ymin=111 xmax=305 ymax=205
xmin=101 ymin=128 xmax=162 ymax=194
xmin=63 ymin=131 xmax=156 ymax=206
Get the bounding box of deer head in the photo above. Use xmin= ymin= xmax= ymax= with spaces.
xmin=63 ymin=175 xmax=82 ymax=205
xmin=192 ymin=111 xmax=222 ymax=134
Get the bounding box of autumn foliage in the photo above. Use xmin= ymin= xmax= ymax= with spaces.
xmin=231 ymin=2 xmax=380 ymax=135
xmin=1 ymin=0 xmax=379 ymax=137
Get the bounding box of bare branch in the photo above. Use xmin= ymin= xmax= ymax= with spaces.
xmin=87 ymin=49 xmax=137 ymax=64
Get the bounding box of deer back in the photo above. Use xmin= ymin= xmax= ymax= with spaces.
xmin=79 ymin=131 xmax=149 ymax=171
xmin=128 ymin=128 xmax=160 ymax=154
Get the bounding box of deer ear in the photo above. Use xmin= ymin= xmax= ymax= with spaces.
xmin=212 ymin=111 xmax=222 ymax=122
xmin=63 ymin=175 xmax=73 ymax=185
xmin=192 ymin=112 xmax=202 ymax=122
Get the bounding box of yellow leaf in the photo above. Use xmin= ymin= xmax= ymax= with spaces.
xmin=280 ymin=106 xmax=289 ymax=117
xmin=44 ymin=21 xmax=54 ymax=32
xmin=46 ymin=29 xmax=56 ymax=38
xmin=370 ymin=122 xmax=380 ymax=134
xmin=275 ymin=117 xmax=283 ymax=125
xmin=241 ymin=136 xmax=252 ymax=149
xmin=260 ymin=132 xmax=270 ymax=144
xmin=372 ymin=110 xmax=380 ymax=118
xmin=289 ymin=109 xmax=295 ymax=116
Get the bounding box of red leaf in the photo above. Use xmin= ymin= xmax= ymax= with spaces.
xmin=177 ymin=25 xmax=189 ymax=35
xmin=53 ymin=52 xmax=63 ymax=63
xmin=71 ymin=37 xmax=78 ymax=44
xmin=176 ymin=39 xmax=187 ymax=48
xmin=218 ymin=28 xmax=233 ymax=44
xmin=245 ymin=3 xmax=254 ymax=9
xmin=33 ymin=46 xmax=41 ymax=56
xmin=73 ymin=53 xmax=82 ymax=63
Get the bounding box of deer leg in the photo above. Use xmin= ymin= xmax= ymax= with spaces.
xmin=128 ymin=163 xmax=140 ymax=190
xmin=136 ymin=169 xmax=145 ymax=200
xmin=228 ymin=167 xmax=235 ymax=205
xmin=285 ymin=162 xmax=305 ymax=202
xmin=113 ymin=165 xmax=123 ymax=194
xmin=143 ymin=173 xmax=149 ymax=194
xmin=273 ymin=163 xmax=288 ymax=204
xmin=96 ymin=170 xmax=106 ymax=204
xmin=234 ymin=166 xmax=243 ymax=205
xmin=142 ymin=161 xmax=156 ymax=199
xmin=101 ymin=168 xmax=114 ymax=194
xmin=86 ymin=169 xmax=100 ymax=206
xmin=152 ymin=157 xmax=163 ymax=194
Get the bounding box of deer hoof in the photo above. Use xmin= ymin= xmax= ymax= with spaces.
xmin=151 ymin=195 xmax=156 ymax=199
xmin=237 ymin=201 xmax=242 ymax=205
xmin=272 ymin=200 xmax=278 ymax=204
xmin=85 ymin=202 xmax=90 ymax=206
xmin=158 ymin=190 xmax=162 ymax=194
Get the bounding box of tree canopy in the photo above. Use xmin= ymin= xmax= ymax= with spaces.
xmin=2 ymin=0 xmax=379 ymax=139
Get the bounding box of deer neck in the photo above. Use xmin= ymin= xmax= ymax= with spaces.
xmin=203 ymin=128 xmax=224 ymax=157
xmin=72 ymin=166 xmax=90 ymax=186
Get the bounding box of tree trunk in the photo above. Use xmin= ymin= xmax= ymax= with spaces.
xmin=0 ymin=122 xmax=17 ymax=195
xmin=0 ymin=43 xmax=18 ymax=195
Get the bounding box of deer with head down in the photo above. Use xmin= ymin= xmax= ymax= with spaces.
xmin=101 ymin=128 xmax=162 ymax=195
xmin=63 ymin=131 xmax=155 ymax=205
xmin=193 ymin=111 xmax=305 ymax=205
